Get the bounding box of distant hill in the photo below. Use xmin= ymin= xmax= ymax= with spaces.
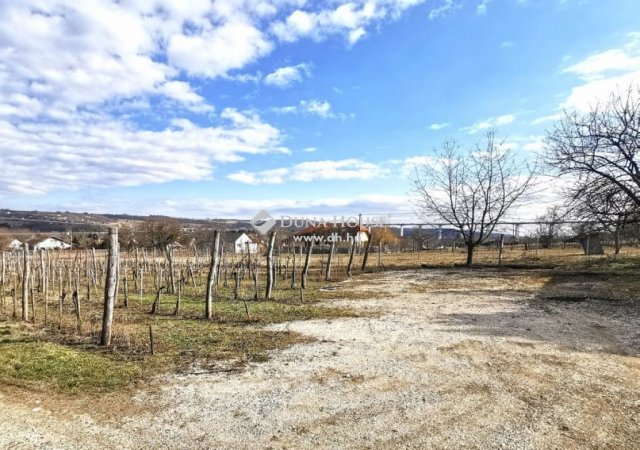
xmin=0 ymin=208 xmax=242 ymax=233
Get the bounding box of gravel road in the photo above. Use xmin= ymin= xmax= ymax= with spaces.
xmin=1 ymin=269 xmax=639 ymax=449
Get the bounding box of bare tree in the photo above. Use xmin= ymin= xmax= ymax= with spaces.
xmin=567 ymin=178 xmax=639 ymax=254
xmin=136 ymin=217 xmax=183 ymax=250
xmin=545 ymin=85 xmax=640 ymax=207
xmin=411 ymin=131 xmax=536 ymax=265
xmin=534 ymin=206 xmax=567 ymax=249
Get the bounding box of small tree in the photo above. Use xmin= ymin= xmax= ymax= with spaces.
xmin=534 ymin=206 xmax=567 ymax=249
xmin=411 ymin=131 xmax=536 ymax=266
xmin=370 ymin=227 xmax=400 ymax=249
xmin=136 ymin=217 xmax=183 ymax=250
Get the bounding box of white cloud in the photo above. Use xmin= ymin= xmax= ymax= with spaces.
xmin=530 ymin=113 xmax=563 ymax=125
xmin=429 ymin=0 xmax=458 ymax=20
xmin=399 ymin=155 xmax=441 ymax=176
xmin=292 ymin=159 xmax=386 ymax=181
xmin=460 ymin=114 xmax=516 ymax=134
xmin=522 ymin=140 xmax=545 ymax=152
xmin=264 ymin=63 xmax=311 ymax=87
xmin=159 ymin=81 xmax=214 ymax=113
xmin=0 ymin=109 xmax=288 ymax=195
xmin=272 ymin=99 xmax=335 ymax=118
xmin=227 ymin=168 xmax=289 ymax=185
xmin=272 ymin=1 xmax=427 ymax=44
xmin=303 ymin=147 xmax=318 ymax=152
xmin=562 ymin=49 xmax=640 ymax=81
xmin=300 ymin=100 xmax=333 ymax=118
xmin=477 ymin=0 xmax=491 ymax=15
xmin=167 ymin=22 xmax=273 ymax=78
xmin=227 ymin=159 xmax=387 ymax=185
xmin=501 ymin=41 xmax=515 ymax=48
xmin=429 ymin=122 xmax=450 ymax=130
xmin=560 ymin=32 xmax=640 ymax=111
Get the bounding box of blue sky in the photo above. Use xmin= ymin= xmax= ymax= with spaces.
xmin=0 ymin=0 xmax=639 ymax=221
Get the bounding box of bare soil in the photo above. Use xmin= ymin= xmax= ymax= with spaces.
xmin=1 ymin=268 xmax=638 ymax=449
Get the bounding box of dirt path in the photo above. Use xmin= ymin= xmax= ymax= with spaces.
xmin=1 ymin=269 xmax=639 ymax=449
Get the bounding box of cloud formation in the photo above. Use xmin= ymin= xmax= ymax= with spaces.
xmin=272 ymin=99 xmax=335 ymax=118
xmin=561 ymin=32 xmax=640 ymax=111
xmin=227 ymin=159 xmax=388 ymax=185
xmin=460 ymin=114 xmax=515 ymax=134
xmin=264 ymin=63 xmax=312 ymax=87
xmin=0 ymin=0 xmax=426 ymax=198
xmin=429 ymin=122 xmax=450 ymax=130
xmin=0 ymin=109 xmax=287 ymax=195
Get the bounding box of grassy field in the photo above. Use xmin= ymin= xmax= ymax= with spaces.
xmin=0 ymin=278 xmax=365 ymax=394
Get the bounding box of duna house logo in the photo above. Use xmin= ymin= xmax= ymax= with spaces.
xmin=250 ymin=209 xmax=276 ymax=235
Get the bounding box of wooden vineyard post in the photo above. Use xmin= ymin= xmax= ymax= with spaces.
xmin=100 ymin=227 xmax=119 ymax=346
xmin=326 ymin=240 xmax=335 ymax=281
xmin=174 ymin=277 xmax=181 ymax=315
xmin=123 ymin=258 xmax=129 ymax=308
xmin=1 ymin=252 xmax=5 ymax=311
xmin=498 ymin=234 xmax=504 ymax=267
xmin=361 ymin=233 xmax=372 ymax=272
xmin=347 ymin=240 xmax=356 ymax=277
xmin=40 ymin=251 xmax=48 ymax=325
xmin=265 ymin=231 xmax=276 ymax=300
xmin=205 ymin=230 xmax=221 ymax=319
xmin=301 ymin=242 xmax=314 ymax=289
xmin=167 ymin=245 xmax=176 ymax=294
xmin=290 ymin=247 xmax=296 ymax=289
xmin=149 ymin=325 xmax=155 ymax=355
xmin=21 ymin=243 xmax=29 ymax=321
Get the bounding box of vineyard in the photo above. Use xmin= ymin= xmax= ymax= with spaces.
xmin=1 ymin=226 xmax=639 ymax=392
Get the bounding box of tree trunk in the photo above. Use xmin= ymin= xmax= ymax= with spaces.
xmin=100 ymin=227 xmax=119 ymax=346
xmin=466 ymin=243 xmax=474 ymax=266
xmin=204 ymin=230 xmax=221 ymax=319
xmin=614 ymin=229 xmax=621 ymax=255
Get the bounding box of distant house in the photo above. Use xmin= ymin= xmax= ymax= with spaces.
xmin=27 ymin=237 xmax=72 ymax=251
xmin=9 ymin=239 xmax=22 ymax=250
xmin=224 ymin=231 xmax=260 ymax=254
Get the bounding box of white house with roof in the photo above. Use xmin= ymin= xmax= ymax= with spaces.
xmin=9 ymin=239 xmax=22 ymax=250
xmin=226 ymin=231 xmax=259 ymax=254
xmin=27 ymin=237 xmax=72 ymax=251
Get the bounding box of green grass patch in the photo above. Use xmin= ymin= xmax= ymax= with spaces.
xmin=0 ymin=335 xmax=140 ymax=393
